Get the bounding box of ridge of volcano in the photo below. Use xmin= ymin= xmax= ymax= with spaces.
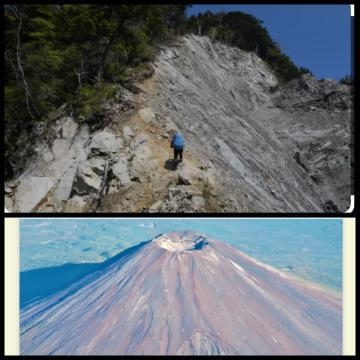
xmin=20 ymin=231 xmax=342 ymax=355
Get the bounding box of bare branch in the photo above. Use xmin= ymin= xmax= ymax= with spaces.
xmin=10 ymin=5 xmax=38 ymax=119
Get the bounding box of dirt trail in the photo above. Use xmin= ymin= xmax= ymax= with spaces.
xmin=97 ymin=76 xmax=208 ymax=213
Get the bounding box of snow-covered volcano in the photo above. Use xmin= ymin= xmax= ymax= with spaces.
xmin=20 ymin=231 xmax=342 ymax=355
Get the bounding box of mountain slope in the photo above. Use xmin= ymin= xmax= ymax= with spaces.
xmin=5 ymin=35 xmax=351 ymax=212
xmin=21 ymin=231 xmax=342 ymax=355
xmin=150 ymin=35 xmax=351 ymax=212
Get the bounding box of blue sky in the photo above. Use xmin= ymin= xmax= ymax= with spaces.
xmin=187 ymin=5 xmax=352 ymax=80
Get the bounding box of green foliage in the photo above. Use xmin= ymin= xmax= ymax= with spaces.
xmin=4 ymin=4 xmax=190 ymax=173
xmin=299 ymin=66 xmax=313 ymax=76
xmin=5 ymin=4 xmax=307 ymax=176
xmin=74 ymin=83 xmax=118 ymax=121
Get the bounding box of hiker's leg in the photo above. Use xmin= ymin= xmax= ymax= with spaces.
xmin=179 ymin=150 xmax=183 ymax=162
xmin=173 ymin=149 xmax=177 ymax=161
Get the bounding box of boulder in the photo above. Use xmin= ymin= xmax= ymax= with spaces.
xmin=89 ymin=131 xmax=123 ymax=157
xmin=107 ymin=180 xmax=120 ymax=195
xmin=149 ymin=200 xmax=163 ymax=213
xmin=13 ymin=176 xmax=55 ymax=212
xmin=177 ymin=165 xmax=192 ymax=185
xmin=53 ymin=165 xmax=78 ymax=202
xmin=61 ymin=117 xmax=78 ymax=140
xmin=52 ymin=139 xmax=71 ymax=160
xmin=138 ymin=107 xmax=155 ymax=123
xmin=72 ymin=158 xmax=106 ymax=195
xmin=42 ymin=146 xmax=55 ymax=162
xmin=130 ymin=139 xmax=156 ymax=182
xmin=112 ymin=156 xmax=131 ymax=186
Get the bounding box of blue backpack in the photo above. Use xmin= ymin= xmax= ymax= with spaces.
xmin=173 ymin=133 xmax=184 ymax=150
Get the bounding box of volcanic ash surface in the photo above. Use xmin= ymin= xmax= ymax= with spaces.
xmin=20 ymin=231 xmax=342 ymax=355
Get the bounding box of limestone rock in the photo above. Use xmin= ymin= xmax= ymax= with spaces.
xmin=138 ymin=107 xmax=155 ymax=123
xmin=13 ymin=176 xmax=55 ymax=212
xmin=130 ymin=138 xmax=156 ymax=182
xmin=53 ymin=165 xmax=78 ymax=202
xmin=72 ymin=158 xmax=106 ymax=196
xmin=5 ymin=195 xmax=13 ymax=211
xmin=131 ymin=133 xmax=149 ymax=150
xmin=191 ymin=196 xmax=206 ymax=209
xmin=52 ymin=139 xmax=71 ymax=160
xmin=123 ymin=126 xmax=135 ymax=141
xmin=4 ymin=35 xmax=351 ymax=213
xmin=61 ymin=117 xmax=78 ymax=140
xmin=112 ymin=156 xmax=131 ymax=187
xmin=152 ymin=35 xmax=351 ymax=212
xmin=177 ymin=165 xmax=192 ymax=185
xmin=89 ymin=131 xmax=123 ymax=157
xmin=149 ymin=200 xmax=163 ymax=213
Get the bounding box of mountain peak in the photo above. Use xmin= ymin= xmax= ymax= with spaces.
xmin=154 ymin=231 xmax=208 ymax=252
xmin=20 ymin=233 xmax=342 ymax=355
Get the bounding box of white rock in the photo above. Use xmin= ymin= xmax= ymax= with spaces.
xmin=62 ymin=117 xmax=78 ymax=140
xmin=131 ymin=143 xmax=155 ymax=182
xmin=42 ymin=146 xmax=55 ymax=162
xmin=123 ymin=126 xmax=135 ymax=140
xmin=107 ymin=179 xmax=120 ymax=194
xmin=191 ymin=196 xmax=206 ymax=209
xmin=149 ymin=200 xmax=163 ymax=212
xmin=72 ymin=158 xmax=106 ymax=195
xmin=178 ymin=166 xmax=192 ymax=185
xmin=13 ymin=176 xmax=55 ymax=212
xmin=112 ymin=156 xmax=131 ymax=186
xmin=52 ymin=139 xmax=71 ymax=160
xmin=89 ymin=131 xmax=123 ymax=157
xmin=53 ymin=165 xmax=78 ymax=202
xmin=5 ymin=196 xmax=13 ymax=211
xmin=138 ymin=107 xmax=155 ymax=123
xmin=7 ymin=182 xmax=18 ymax=188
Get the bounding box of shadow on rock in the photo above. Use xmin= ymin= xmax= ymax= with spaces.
xmin=164 ymin=159 xmax=179 ymax=171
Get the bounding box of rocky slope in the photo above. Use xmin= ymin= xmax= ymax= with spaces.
xmin=5 ymin=35 xmax=352 ymax=212
xmin=20 ymin=231 xmax=342 ymax=355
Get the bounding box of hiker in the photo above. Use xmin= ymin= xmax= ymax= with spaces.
xmin=169 ymin=130 xmax=184 ymax=162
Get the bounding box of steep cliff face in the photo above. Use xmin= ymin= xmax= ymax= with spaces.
xmin=151 ymin=36 xmax=352 ymax=212
xmin=5 ymin=35 xmax=352 ymax=213
xmin=20 ymin=232 xmax=342 ymax=355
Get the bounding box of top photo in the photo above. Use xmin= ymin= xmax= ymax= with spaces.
xmin=4 ymin=4 xmax=353 ymax=213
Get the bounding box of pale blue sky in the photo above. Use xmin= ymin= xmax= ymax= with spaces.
xmin=21 ymin=219 xmax=342 ymax=290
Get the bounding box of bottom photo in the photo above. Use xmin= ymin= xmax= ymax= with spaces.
xmin=14 ymin=218 xmax=348 ymax=355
